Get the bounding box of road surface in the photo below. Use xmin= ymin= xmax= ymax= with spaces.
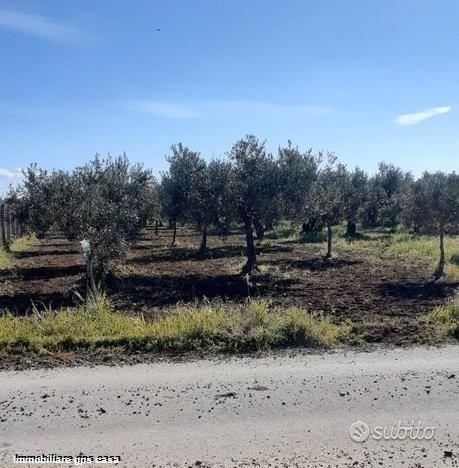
xmin=1 ymin=346 xmax=458 ymax=467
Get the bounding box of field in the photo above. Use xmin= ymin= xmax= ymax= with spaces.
xmin=0 ymin=225 xmax=458 ymax=366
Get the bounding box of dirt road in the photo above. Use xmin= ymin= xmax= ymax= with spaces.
xmin=1 ymin=346 xmax=458 ymax=467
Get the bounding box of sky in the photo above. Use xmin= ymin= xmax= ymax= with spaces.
xmin=1 ymin=0 xmax=458 ymax=194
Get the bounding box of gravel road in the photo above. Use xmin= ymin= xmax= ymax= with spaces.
xmin=1 ymin=345 xmax=458 ymax=467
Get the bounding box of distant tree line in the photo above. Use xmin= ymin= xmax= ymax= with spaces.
xmin=6 ymin=136 xmax=459 ymax=283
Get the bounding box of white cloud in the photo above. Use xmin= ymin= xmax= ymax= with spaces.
xmin=0 ymin=10 xmax=87 ymax=44
xmin=125 ymin=101 xmax=200 ymax=119
xmin=0 ymin=168 xmax=23 ymax=179
xmin=395 ymin=106 xmax=452 ymax=126
xmin=123 ymin=99 xmax=332 ymax=120
xmin=0 ymin=169 xmax=23 ymax=196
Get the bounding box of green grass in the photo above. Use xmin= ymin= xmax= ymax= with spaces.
xmin=298 ymin=230 xmax=327 ymax=244
xmin=261 ymin=221 xmax=459 ymax=280
xmin=335 ymin=232 xmax=459 ymax=279
xmin=265 ymin=222 xmax=299 ymax=240
xmin=0 ymin=295 xmax=352 ymax=355
xmin=421 ymin=301 xmax=459 ymax=339
xmin=0 ymin=235 xmax=36 ymax=270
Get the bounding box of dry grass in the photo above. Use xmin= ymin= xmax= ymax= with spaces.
xmin=0 ymin=295 xmax=352 ymax=354
xmin=336 ymin=232 xmax=459 ymax=279
xmin=266 ymin=224 xmax=459 ymax=280
xmin=421 ymin=300 xmax=459 ymax=340
xmin=0 ymin=235 xmax=36 ymax=270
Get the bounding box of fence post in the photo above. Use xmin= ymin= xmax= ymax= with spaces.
xmin=0 ymin=203 xmax=6 ymax=247
xmin=80 ymin=240 xmax=96 ymax=300
xmin=5 ymin=206 xmax=11 ymax=243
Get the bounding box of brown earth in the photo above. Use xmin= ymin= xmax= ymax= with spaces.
xmin=0 ymin=226 xmax=457 ymax=345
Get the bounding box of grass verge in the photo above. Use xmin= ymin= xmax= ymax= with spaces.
xmin=421 ymin=301 xmax=459 ymax=340
xmin=0 ymin=235 xmax=36 ymax=270
xmin=0 ymin=295 xmax=352 ymax=355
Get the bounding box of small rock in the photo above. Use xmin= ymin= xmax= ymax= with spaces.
xmin=214 ymin=392 xmax=236 ymax=399
xmin=248 ymin=385 xmax=269 ymax=391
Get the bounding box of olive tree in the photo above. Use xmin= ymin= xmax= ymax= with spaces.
xmin=186 ymin=159 xmax=238 ymax=255
xmin=206 ymin=160 xmax=237 ymax=236
xmin=402 ymin=171 xmax=459 ymax=279
xmin=187 ymin=157 xmax=212 ymax=255
xmin=160 ymin=144 xmax=203 ymax=245
xmin=363 ymin=163 xmax=412 ymax=229
xmin=277 ymin=141 xmax=319 ymax=228
xmin=343 ymin=167 xmax=368 ymax=237
xmin=136 ymin=177 xmax=161 ymax=235
xmin=229 ymin=135 xmax=277 ymax=274
xmin=309 ymin=157 xmax=348 ymax=259
xmin=8 ymin=164 xmax=58 ymax=238
xmin=62 ymin=154 xmax=153 ymax=282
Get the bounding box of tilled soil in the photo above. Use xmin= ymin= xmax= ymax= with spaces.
xmin=0 ymin=227 xmax=457 ymax=345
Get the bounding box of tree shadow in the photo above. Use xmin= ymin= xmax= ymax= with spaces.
xmin=13 ymin=264 xmax=84 ymax=281
xmin=40 ymin=242 xmax=77 ymax=248
xmin=130 ymin=244 xmax=161 ymax=251
xmin=265 ymin=257 xmax=362 ymax=271
xmin=44 ymin=234 xmax=69 ymax=240
xmin=380 ymin=280 xmax=458 ymax=300
xmin=255 ymin=244 xmax=293 ymax=254
xmin=340 ymin=232 xmax=373 ymax=242
xmin=206 ymin=245 xmax=246 ymax=259
xmin=127 ymin=247 xmax=197 ymax=264
xmin=15 ymin=249 xmax=80 ymax=259
xmin=0 ymin=289 xmax=84 ymax=315
xmin=128 ymin=245 xmax=247 ymax=265
xmin=109 ymin=273 xmax=298 ymax=308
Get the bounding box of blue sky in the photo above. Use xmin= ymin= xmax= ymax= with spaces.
xmin=1 ymin=0 xmax=458 ymax=194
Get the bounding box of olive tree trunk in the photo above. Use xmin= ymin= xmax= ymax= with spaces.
xmin=86 ymin=254 xmax=97 ymax=297
xmin=172 ymin=220 xmax=177 ymax=245
xmin=253 ymin=217 xmax=265 ymax=241
xmin=302 ymin=218 xmax=319 ymax=233
xmin=325 ymin=223 xmax=333 ymax=259
xmin=434 ymin=225 xmax=446 ymax=279
xmin=241 ymin=211 xmax=257 ymax=275
xmin=345 ymin=220 xmax=357 ymax=237
xmin=197 ymin=225 xmax=207 ymax=256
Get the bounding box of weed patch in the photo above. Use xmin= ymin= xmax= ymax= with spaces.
xmin=0 ymin=295 xmax=352 ymax=355
xmin=421 ymin=302 xmax=459 ymax=340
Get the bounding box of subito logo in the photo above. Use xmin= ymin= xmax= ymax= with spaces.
xmin=349 ymin=421 xmax=370 ymax=442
